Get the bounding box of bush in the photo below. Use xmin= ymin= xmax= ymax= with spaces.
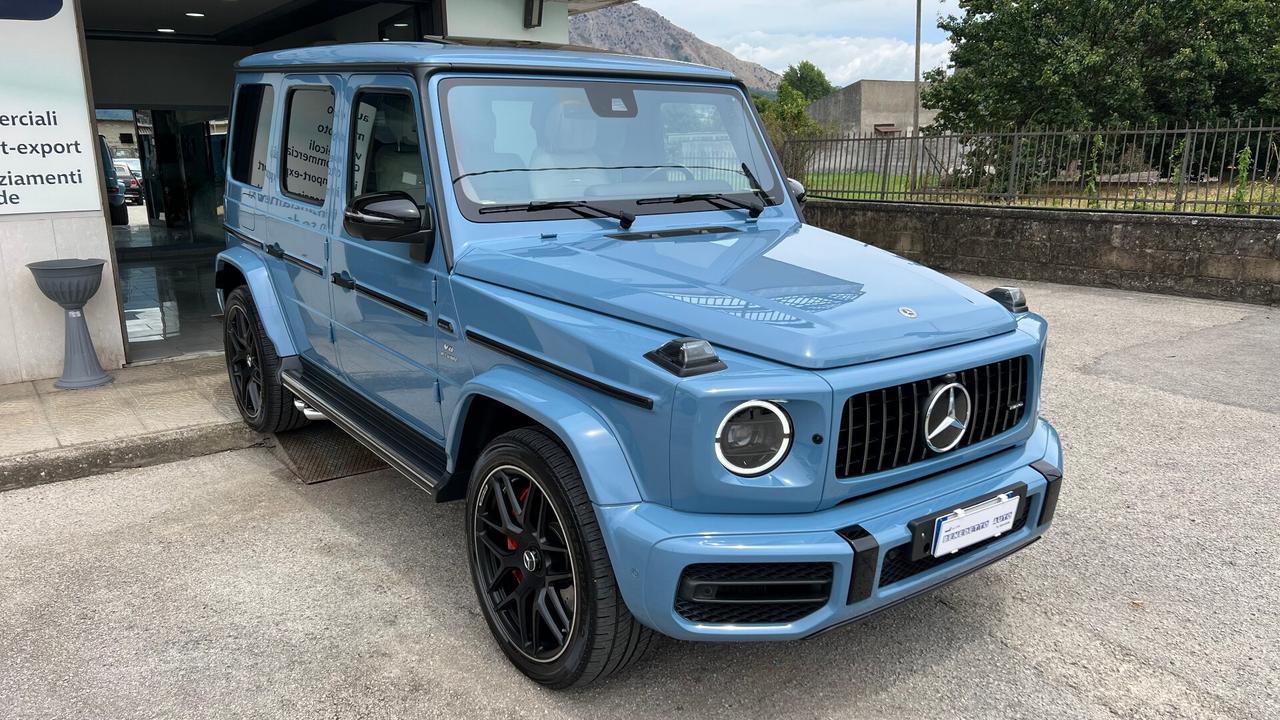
xmin=758 ymin=84 xmax=829 ymax=179
xmin=1229 ymin=146 xmax=1253 ymax=214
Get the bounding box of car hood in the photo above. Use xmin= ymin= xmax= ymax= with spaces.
xmin=454 ymin=221 xmax=1017 ymax=370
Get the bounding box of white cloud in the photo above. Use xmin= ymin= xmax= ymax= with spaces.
xmin=729 ymin=33 xmax=951 ymax=86
xmin=635 ymin=0 xmax=959 ymax=85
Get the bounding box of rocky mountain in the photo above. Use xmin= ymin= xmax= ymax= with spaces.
xmin=569 ymin=4 xmax=781 ymax=93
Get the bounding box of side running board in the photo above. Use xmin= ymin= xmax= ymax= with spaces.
xmin=280 ymin=363 xmax=449 ymax=495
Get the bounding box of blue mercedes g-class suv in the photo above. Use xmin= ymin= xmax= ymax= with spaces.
xmin=216 ymin=41 xmax=1063 ymax=688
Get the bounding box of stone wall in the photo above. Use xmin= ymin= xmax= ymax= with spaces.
xmin=805 ymin=201 xmax=1280 ymax=306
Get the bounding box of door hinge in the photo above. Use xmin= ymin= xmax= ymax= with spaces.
xmin=433 ymin=379 xmax=442 ymax=404
xmin=431 ymin=275 xmax=439 ymax=304
xmin=329 ymin=322 xmax=336 ymax=344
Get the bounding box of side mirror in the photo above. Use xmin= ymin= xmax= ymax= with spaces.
xmin=786 ymin=178 xmax=807 ymax=205
xmin=343 ymin=191 xmax=434 ymax=245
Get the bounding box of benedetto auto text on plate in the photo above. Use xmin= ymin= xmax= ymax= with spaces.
xmin=213 ymin=40 xmax=1064 ymax=689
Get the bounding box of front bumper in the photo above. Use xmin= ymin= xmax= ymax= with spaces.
xmin=595 ymin=418 xmax=1063 ymax=641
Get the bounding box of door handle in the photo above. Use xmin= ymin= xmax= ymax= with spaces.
xmin=331 ymin=270 xmax=356 ymax=290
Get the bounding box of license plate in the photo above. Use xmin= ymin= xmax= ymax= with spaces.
xmin=931 ymin=491 xmax=1020 ymax=556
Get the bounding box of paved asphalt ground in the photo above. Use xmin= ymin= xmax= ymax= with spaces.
xmin=1 ymin=277 xmax=1277 ymax=719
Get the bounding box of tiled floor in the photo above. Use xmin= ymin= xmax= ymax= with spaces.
xmin=0 ymin=355 xmax=239 ymax=459
xmin=113 ymin=206 xmax=225 ymax=363
xmin=118 ymin=259 xmax=223 ymax=362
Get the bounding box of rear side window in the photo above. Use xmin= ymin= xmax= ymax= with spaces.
xmin=282 ymin=87 xmax=335 ymax=204
xmin=228 ymin=84 xmax=274 ymax=188
xmin=350 ymin=91 xmax=427 ymax=206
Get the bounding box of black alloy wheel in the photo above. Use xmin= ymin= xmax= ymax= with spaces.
xmin=465 ymin=428 xmax=653 ymax=688
xmin=472 ymin=464 xmax=578 ymax=663
xmin=221 ymin=286 xmax=308 ymax=434
xmin=226 ymin=303 xmax=264 ymax=422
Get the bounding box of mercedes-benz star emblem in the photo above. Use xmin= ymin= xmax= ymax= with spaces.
xmin=521 ymin=548 xmax=540 ymax=573
xmin=899 ymin=307 xmax=918 ymax=318
xmin=923 ymin=381 xmax=972 ymax=453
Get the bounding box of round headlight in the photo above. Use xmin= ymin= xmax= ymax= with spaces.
xmin=714 ymin=400 xmax=793 ymax=476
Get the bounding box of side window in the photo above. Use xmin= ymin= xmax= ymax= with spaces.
xmin=228 ymin=84 xmax=274 ymax=188
xmin=282 ymin=87 xmax=335 ymax=204
xmin=350 ymin=91 xmax=427 ymax=206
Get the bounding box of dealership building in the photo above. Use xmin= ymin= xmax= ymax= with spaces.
xmin=0 ymin=0 xmax=629 ymax=384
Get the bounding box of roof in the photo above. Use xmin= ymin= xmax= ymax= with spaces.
xmin=235 ymin=41 xmax=736 ymax=83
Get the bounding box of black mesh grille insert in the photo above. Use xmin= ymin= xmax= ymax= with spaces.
xmin=878 ymin=507 xmax=1030 ymax=588
xmin=835 ymin=356 xmax=1030 ymax=479
xmin=675 ymin=562 xmax=833 ymax=625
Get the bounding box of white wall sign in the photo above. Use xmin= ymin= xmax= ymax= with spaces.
xmin=0 ymin=0 xmax=101 ymax=215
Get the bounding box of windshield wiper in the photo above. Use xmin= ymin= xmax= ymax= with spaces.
xmin=740 ymin=162 xmax=772 ymax=206
xmin=636 ymin=192 xmax=763 ymax=218
xmin=478 ymin=200 xmax=636 ymax=229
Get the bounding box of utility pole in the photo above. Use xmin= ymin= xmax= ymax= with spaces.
xmin=909 ymin=0 xmax=923 ymax=193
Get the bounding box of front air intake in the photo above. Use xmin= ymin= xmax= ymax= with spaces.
xmin=674 ymin=562 xmax=833 ymax=624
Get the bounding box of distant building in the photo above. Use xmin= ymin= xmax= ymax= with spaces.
xmin=95 ymin=109 xmax=140 ymax=161
xmin=806 ymin=79 xmax=938 ymax=137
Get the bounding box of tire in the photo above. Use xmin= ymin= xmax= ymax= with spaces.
xmin=222 ymin=286 xmax=309 ymax=434
xmin=466 ymin=427 xmax=654 ymax=688
xmin=108 ymin=201 xmax=128 ymax=225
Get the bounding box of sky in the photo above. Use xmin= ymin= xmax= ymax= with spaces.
xmin=635 ymin=0 xmax=962 ymax=87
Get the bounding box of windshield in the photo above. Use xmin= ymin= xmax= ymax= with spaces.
xmin=438 ymin=77 xmax=781 ymax=223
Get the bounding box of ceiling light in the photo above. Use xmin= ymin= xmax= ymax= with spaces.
xmin=157 ymin=28 xmax=175 ymax=33
xmin=393 ymin=22 xmax=409 ymax=27
xmin=185 ymin=12 xmax=205 ymax=18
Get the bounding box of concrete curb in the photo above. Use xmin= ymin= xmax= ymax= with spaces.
xmin=0 ymin=423 xmax=268 ymax=493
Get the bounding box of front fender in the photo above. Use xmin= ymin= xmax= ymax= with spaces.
xmin=216 ymin=246 xmax=297 ymax=359
xmin=448 ymin=365 xmax=644 ymax=506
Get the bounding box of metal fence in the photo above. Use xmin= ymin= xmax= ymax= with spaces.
xmin=784 ymin=123 xmax=1280 ymax=215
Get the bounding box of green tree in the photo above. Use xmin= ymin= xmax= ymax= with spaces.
xmin=758 ymin=83 xmax=828 ymax=178
xmin=923 ymin=0 xmax=1280 ymax=131
xmin=781 ymin=61 xmax=836 ymax=103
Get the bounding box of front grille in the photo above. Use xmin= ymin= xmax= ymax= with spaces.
xmin=835 ymin=356 xmax=1030 ymax=479
xmin=675 ymin=562 xmax=833 ymax=625
xmin=878 ymin=504 xmax=1030 ymax=587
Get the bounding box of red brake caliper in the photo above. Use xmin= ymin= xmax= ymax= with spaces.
xmin=509 ymin=484 xmax=532 ymax=583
